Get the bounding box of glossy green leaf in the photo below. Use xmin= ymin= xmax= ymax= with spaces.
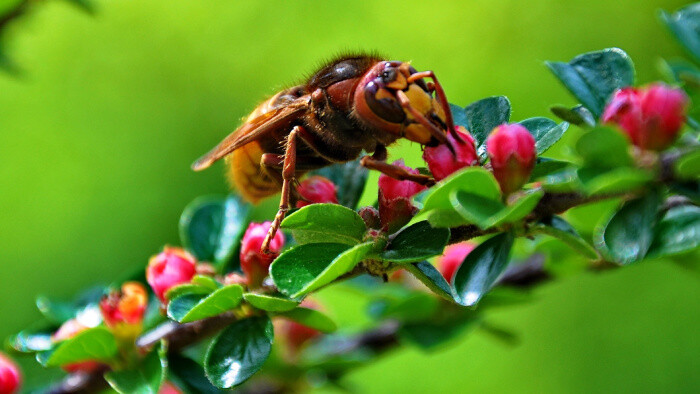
xmin=672 ymin=181 xmax=700 ymax=205
xmin=576 ymin=127 xmax=633 ymax=168
xmin=660 ymin=4 xmax=700 ymax=62
xmin=530 ymin=158 xmax=572 ymax=180
xmin=531 ymin=216 xmax=599 ymax=260
xmin=310 ymin=158 xmax=368 ymax=209
xmin=675 ymin=149 xmax=700 ymax=179
xmin=270 ymin=243 xmax=354 ymax=298
xmin=165 ymin=283 xmax=212 ymax=301
xmin=426 ymin=209 xmax=471 ymax=228
xmin=35 ymin=295 xmax=78 ymax=325
xmin=422 ymin=167 xmax=502 ymax=212
xmin=451 ymin=190 xmax=543 ymax=229
xmin=37 ymin=326 xmax=117 ymax=367
xmin=648 ymin=205 xmax=700 ymax=257
xmin=550 ymin=104 xmax=596 ymax=127
xmin=277 ymin=307 xmax=337 ymax=333
xmin=281 ymin=204 xmax=367 ymax=245
xmin=179 ymin=195 xmax=251 ymax=270
xmin=243 ymin=293 xmax=300 ymax=312
xmin=168 ymin=354 xmax=225 ymax=394
xmin=167 ymin=285 xmax=243 ymax=323
xmin=463 ymin=96 xmax=511 ymax=154
xmin=8 ymin=331 xmax=53 ymax=353
xmin=450 ymin=103 xmax=469 ymax=128
xmin=191 ymin=275 xmax=222 ymax=291
xmin=546 ymin=48 xmax=635 ymax=117
xmin=105 ymin=344 xmax=167 ymax=394
xmin=380 ymin=221 xmax=450 ymax=263
xmin=579 ymin=167 xmax=653 ymax=196
xmin=403 ymin=261 xmax=455 ymax=301
xmin=519 ymin=117 xmax=570 ymax=154
xmin=453 ymin=233 xmax=515 ymax=307
xmin=205 ymin=316 xmax=273 ymax=389
xmin=541 ymin=168 xmax=582 ymax=193
xmin=595 ymin=191 xmax=661 ymax=265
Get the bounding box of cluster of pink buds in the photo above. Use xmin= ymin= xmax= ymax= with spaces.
xmin=486 ymin=124 xmax=537 ymax=195
xmin=240 ymin=221 xmax=285 ymax=288
xmin=603 ymin=83 xmax=688 ymax=151
xmin=100 ymin=282 xmax=148 ymax=342
xmin=0 ymin=352 xmax=21 ymax=394
xmin=146 ymin=247 xmax=197 ymax=304
xmin=436 ymin=242 xmax=476 ymax=284
xmin=296 ymin=176 xmax=338 ymax=207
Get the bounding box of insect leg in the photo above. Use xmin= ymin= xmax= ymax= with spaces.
xmin=407 ymin=70 xmax=462 ymax=142
xmin=360 ymin=152 xmax=435 ymax=187
xmin=261 ymin=126 xmax=300 ymax=253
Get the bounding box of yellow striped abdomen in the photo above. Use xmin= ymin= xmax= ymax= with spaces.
xmin=226 ymin=141 xmax=278 ymax=204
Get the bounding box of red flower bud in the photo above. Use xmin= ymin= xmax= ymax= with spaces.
xmin=436 ymin=242 xmax=476 ymax=284
xmin=240 ymin=222 xmax=285 ymax=288
xmin=0 ymin=352 xmax=21 ymax=394
xmin=52 ymin=319 xmax=103 ymax=373
xmin=486 ymin=124 xmax=536 ymax=195
xmin=422 ymin=126 xmax=479 ymax=180
xmin=602 ymin=83 xmax=688 ymax=151
xmin=358 ymin=206 xmax=381 ymax=229
xmin=378 ymin=160 xmax=427 ymax=233
xmin=147 ymin=247 xmax=197 ymax=304
xmin=296 ymin=176 xmax=339 ymax=208
xmin=100 ymin=282 xmax=148 ymax=341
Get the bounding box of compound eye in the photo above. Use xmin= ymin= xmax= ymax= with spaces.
xmin=380 ymin=68 xmax=397 ymax=84
xmin=364 ymin=81 xmax=406 ymax=123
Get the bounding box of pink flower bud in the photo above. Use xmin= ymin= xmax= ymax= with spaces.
xmin=486 ymin=124 xmax=536 ymax=195
xmin=422 ymin=126 xmax=479 ymax=180
xmin=603 ymin=83 xmax=688 ymax=151
xmin=147 ymin=247 xmax=197 ymax=304
xmin=436 ymin=242 xmax=476 ymax=284
xmin=240 ymin=222 xmax=285 ymax=288
xmin=52 ymin=319 xmax=103 ymax=373
xmin=159 ymin=382 xmax=182 ymax=394
xmin=296 ymin=176 xmax=339 ymax=208
xmin=378 ymin=160 xmax=427 ymax=233
xmin=0 ymin=352 xmax=21 ymax=394
xmin=100 ymin=282 xmax=148 ymax=341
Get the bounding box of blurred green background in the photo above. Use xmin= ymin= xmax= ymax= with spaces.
xmin=1 ymin=0 xmax=698 ymax=392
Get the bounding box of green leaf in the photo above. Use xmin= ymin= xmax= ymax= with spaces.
xmin=450 ymin=190 xmax=544 ymax=229
xmin=550 ymin=104 xmax=596 ymax=127
xmin=8 ymin=331 xmax=53 ymax=353
xmin=530 ymin=158 xmax=572 ymax=181
xmin=35 ymin=295 xmax=78 ymax=325
xmin=179 ymin=195 xmax=251 ymax=270
xmin=380 ymin=221 xmax=450 ymax=264
xmin=531 ymin=216 xmax=599 ymax=260
xmin=368 ymin=291 xmax=439 ymax=323
xmin=243 ymin=293 xmax=300 ymax=312
xmin=422 ymin=167 xmax=502 ymax=212
xmin=595 ymin=191 xmax=662 ymax=265
xmin=576 ymin=127 xmax=633 ymax=168
xmin=165 ymin=283 xmax=212 ymax=301
xmin=453 ymin=233 xmax=515 ymax=307
xmin=270 ymin=243 xmax=354 ymax=298
xmin=450 ymin=103 xmax=469 ymax=128
xmin=546 ymin=48 xmax=635 ymax=117
xmin=277 ymin=307 xmax=337 ymax=333
xmin=400 ymin=314 xmax=477 ymax=349
xmin=578 ymin=167 xmax=653 ymax=196
xmin=191 ymin=275 xmax=222 ymax=291
xmin=426 ymin=209 xmax=471 ymax=228
xmin=519 ymin=117 xmax=570 ymax=154
xmin=672 ymin=181 xmax=700 ymax=205
xmin=403 ymin=261 xmax=455 ymax=301
xmin=205 ymin=316 xmax=273 ymax=389
xmin=167 ymin=285 xmax=244 ymax=323
xmin=541 ymin=168 xmax=582 ymax=193
xmin=37 ymin=326 xmax=117 ymax=367
xmin=675 ymin=149 xmax=700 ymax=179
xmin=105 ymin=344 xmax=167 ymax=394
xmin=660 ymin=4 xmax=700 ymax=62
xmin=310 ymin=158 xmax=368 ymax=209
xmin=168 ymin=354 xmax=225 ymax=394
xmin=648 ymin=205 xmax=700 ymax=257
xmin=463 ymin=96 xmax=511 ymax=155
xmin=281 ymin=204 xmax=367 ymax=245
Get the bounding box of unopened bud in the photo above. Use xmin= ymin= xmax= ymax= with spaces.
xmin=486 ymin=124 xmax=536 ymax=195
xmin=147 ymin=247 xmax=197 ymax=304
xmin=296 ymin=176 xmax=339 ymax=208
xmin=436 ymin=242 xmax=476 ymax=284
xmin=422 ymin=126 xmax=479 ymax=180
xmin=0 ymin=352 xmax=21 ymax=394
xmin=602 ymin=83 xmax=688 ymax=151
xmin=378 ymin=160 xmax=427 ymax=233
xmin=240 ymin=222 xmax=285 ymax=288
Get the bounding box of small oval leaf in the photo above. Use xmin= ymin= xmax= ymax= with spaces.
xmin=243 ymin=293 xmax=300 ymax=312
xmin=37 ymin=326 xmax=117 ymax=367
xmin=380 ymin=221 xmax=450 ymax=264
xmin=281 ymin=204 xmax=367 ymax=245
xmin=277 ymin=307 xmax=337 ymax=333
xmin=168 ymin=285 xmax=244 ymax=323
